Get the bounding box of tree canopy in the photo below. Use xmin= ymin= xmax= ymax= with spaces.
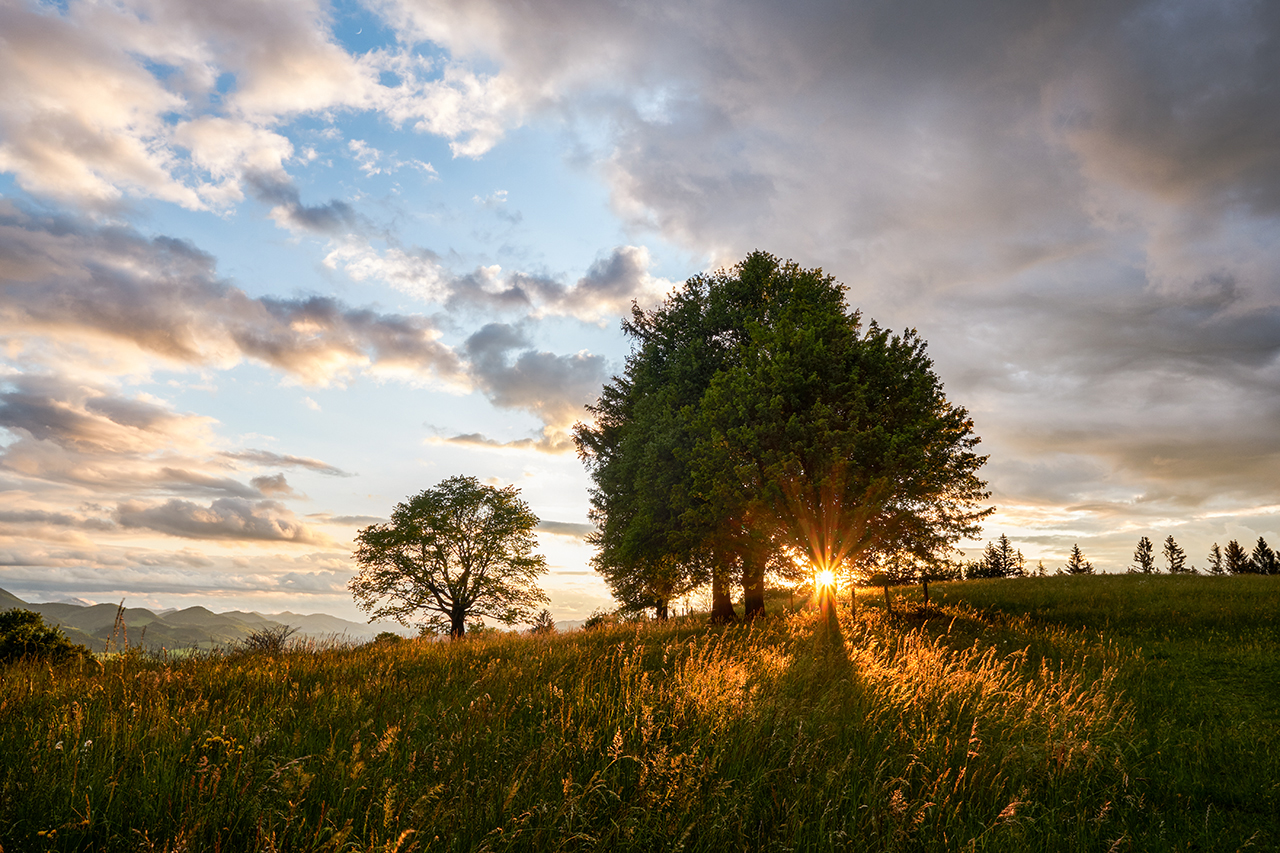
xmin=350 ymin=476 xmax=548 ymax=638
xmin=574 ymin=251 xmax=990 ymax=620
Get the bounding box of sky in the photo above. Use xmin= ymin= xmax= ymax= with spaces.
xmin=1 ymin=0 xmax=1278 ymax=622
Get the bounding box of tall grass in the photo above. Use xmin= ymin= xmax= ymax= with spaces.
xmin=1 ymin=576 xmax=1276 ymax=851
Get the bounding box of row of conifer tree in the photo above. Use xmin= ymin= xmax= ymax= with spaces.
xmin=961 ymin=534 xmax=1279 ymax=579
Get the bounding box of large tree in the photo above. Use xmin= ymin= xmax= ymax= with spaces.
xmin=350 ymin=476 xmax=548 ymax=638
xmin=575 ymin=251 xmax=990 ymax=619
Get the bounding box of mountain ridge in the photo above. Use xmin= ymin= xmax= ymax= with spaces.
xmin=0 ymin=588 xmax=407 ymax=651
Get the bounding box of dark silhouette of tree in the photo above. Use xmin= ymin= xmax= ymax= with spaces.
xmin=1065 ymin=544 xmax=1094 ymax=575
xmin=1251 ymin=537 xmax=1278 ymax=575
xmin=529 ymin=609 xmax=557 ymax=635
xmin=1224 ymin=539 xmax=1250 ymax=574
xmin=969 ymin=534 xmax=1023 ymax=578
xmin=350 ymin=476 xmax=548 ymax=638
xmin=1206 ymin=543 xmax=1225 ymax=575
xmin=1131 ymin=536 xmax=1156 ymax=574
xmin=1163 ymin=535 xmax=1188 ymax=574
xmin=575 ymin=251 xmax=990 ymax=621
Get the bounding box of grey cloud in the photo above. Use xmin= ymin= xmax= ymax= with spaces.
xmin=464 ymin=323 xmax=607 ymax=431
xmin=220 ymin=450 xmax=352 ymax=477
xmin=115 ymin=497 xmax=330 ymax=544
xmin=537 ymin=520 xmax=594 ymax=538
xmin=245 ymin=171 xmax=362 ymax=235
xmin=250 ymin=473 xmax=294 ymax=497
xmin=0 ymin=206 xmax=463 ymax=384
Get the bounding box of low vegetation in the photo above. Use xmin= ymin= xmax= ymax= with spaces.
xmin=1 ymin=575 xmax=1276 ymax=851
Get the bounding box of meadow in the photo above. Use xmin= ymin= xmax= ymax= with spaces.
xmin=1 ymin=575 xmax=1276 ymax=852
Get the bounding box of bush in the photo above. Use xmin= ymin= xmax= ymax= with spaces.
xmin=529 ymin=609 xmax=557 ymax=635
xmin=235 ymin=624 xmax=298 ymax=655
xmin=582 ymin=608 xmax=617 ymax=631
xmin=372 ymin=631 xmax=403 ymax=644
xmin=0 ymin=609 xmax=88 ymax=664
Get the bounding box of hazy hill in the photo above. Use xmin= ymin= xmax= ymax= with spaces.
xmin=0 ymin=588 xmax=403 ymax=651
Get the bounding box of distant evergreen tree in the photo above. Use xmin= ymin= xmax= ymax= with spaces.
xmin=1035 ymin=559 xmax=1047 ymax=577
xmin=1130 ymin=536 xmax=1155 ymax=574
xmin=969 ymin=534 xmax=1025 ymax=578
xmin=1207 ymin=543 xmax=1225 ymax=575
xmin=1065 ymin=544 xmax=1094 ymax=575
xmin=1251 ymin=537 xmax=1278 ymax=575
xmin=1163 ymin=535 xmax=1187 ymax=574
xmin=1224 ymin=539 xmax=1250 ymax=574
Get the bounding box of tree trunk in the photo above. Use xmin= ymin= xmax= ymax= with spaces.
xmin=742 ymin=555 xmax=765 ymax=619
xmin=656 ymin=599 xmax=669 ymax=620
xmin=710 ymin=571 xmax=736 ymax=623
xmin=921 ymin=575 xmax=929 ymax=606
xmin=450 ymin=611 xmax=466 ymax=639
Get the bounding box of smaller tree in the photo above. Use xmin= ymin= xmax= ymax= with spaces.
xmin=1163 ymin=535 xmax=1187 ymax=574
xmin=1130 ymin=536 xmax=1155 ymax=574
xmin=1 ymin=609 xmax=88 ymax=664
xmin=1251 ymin=537 xmax=1278 ymax=575
xmin=1224 ymin=539 xmax=1250 ymax=574
xmin=529 ymin=609 xmax=557 ymax=635
xmin=1206 ymin=543 xmax=1224 ymax=575
xmin=351 ymin=476 xmax=548 ymax=638
xmin=969 ymin=534 xmax=1022 ymax=579
xmin=1064 ymin=544 xmax=1094 ymax=575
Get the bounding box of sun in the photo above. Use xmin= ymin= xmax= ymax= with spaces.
xmin=815 ymin=568 xmax=837 ymax=588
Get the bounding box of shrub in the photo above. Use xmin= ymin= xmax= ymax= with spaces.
xmin=235 ymin=624 xmax=298 ymax=655
xmin=0 ymin=609 xmax=88 ymax=664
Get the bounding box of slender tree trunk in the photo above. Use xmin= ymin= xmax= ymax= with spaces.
xmin=742 ymin=555 xmax=766 ymax=619
xmin=451 ymin=610 xmax=466 ymax=639
xmin=921 ymin=575 xmax=930 ymax=606
xmin=656 ymin=598 xmax=669 ymax=620
xmin=710 ymin=571 xmax=736 ymax=623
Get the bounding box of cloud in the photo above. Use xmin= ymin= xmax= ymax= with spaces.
xmin=463 ymin=322 xmax=607 ymax=435
xmin=328 ymin=240 xmax=674 ymax=322
xmin=537 ymin=520 xmax=593 ymax=539
xmin=0 ymin=205 xmax=463 ymax=385
xmin=219 ymin=449 xmax=352 ymax=477
xmin=115 ymin=497 xmax=331 ymax=544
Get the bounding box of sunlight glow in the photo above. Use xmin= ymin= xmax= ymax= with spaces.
xmin=815 ymin=569 xmax=837 ymax=588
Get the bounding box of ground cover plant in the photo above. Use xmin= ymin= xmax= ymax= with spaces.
xmin=1 ymin=575 xmax=1276 ymax=851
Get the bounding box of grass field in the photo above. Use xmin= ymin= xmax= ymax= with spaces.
xmin=1 ymin=575 xmax=1276 ymax=851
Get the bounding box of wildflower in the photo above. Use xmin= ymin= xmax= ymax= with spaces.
xmin=54 ymin=741 xmax=63 ymax=750
xmin=83 ymin=739 xmax=93 ymax=749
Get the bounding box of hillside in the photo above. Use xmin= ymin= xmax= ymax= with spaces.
xmin=0 ymin=588 xmax=404 ymax=651
xmin=0 ymin=574 xmax=1276 ymax=851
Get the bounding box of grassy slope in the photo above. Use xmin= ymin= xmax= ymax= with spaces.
xmin=0 ymin=575 xmax=1276 ymax=852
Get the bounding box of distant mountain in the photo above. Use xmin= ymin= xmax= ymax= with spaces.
xmin=0 ymin=588 xmax=406 ymax=652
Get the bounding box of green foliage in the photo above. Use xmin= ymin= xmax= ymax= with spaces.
xmin=576 ymin=251 xmax=990 ymax=620
xmin=350 ymin=475 xmax=548 ymax=638
xmin=2 ymin=577 xmax=1277 ymax=851
xmin=1131 ymin=535 xmax=1155 ymax=574
xmin=0 ymin=608 xmax=88 ymax=664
